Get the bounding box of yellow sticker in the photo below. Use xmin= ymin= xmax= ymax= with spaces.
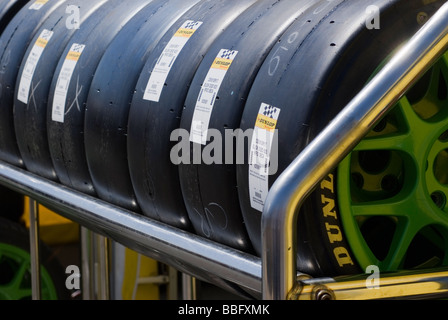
xmin=29 ymin=0 xmax=49 ymax=10
xmin=211 ymin=57 xmax=234 ymax=71
xmin=211 ymin=49 xmax=238 ymax=71
xmin=174 ymin=28 xmax=196 ymax=38
xmin=255 ymin=113 xmax=278 ymax=132
xmin=65 ymin=44 xmax=85 ymax=61
xmin=35 ymin=37 xmax=49 ymax=48
xmin=17 ymin=29 xmax=54 ymax=104
xmin=66 ymin=51 xmax=82 ymax=61
xmin=173 ymin=20 xmax=202 ymax=38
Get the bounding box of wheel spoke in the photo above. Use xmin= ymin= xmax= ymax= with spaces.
xmin=338 ymin=47 xmax=448 ymax=274
xmin=353 ymin=97 xmax=423 ymax=153
xmin=350 ymin=197 xmax=442 ymax=271
xmin=349 ymin=232 xmax=381 ymax=268
xmin=380 ymin=221 xmax=419 ymax=270
xmin=10 ymin=258 xmax=28 ymax=287
xmin=13 ymin=288 xmax=32 ymax=300
xmin=432 ymin=138 xmax=447 ymax=154
xmin=351 ymin=197 xmax=412 ymax=218
xmin=429 ymin=58 xmax=448 ymax=107
xmin=354 ymin=133 xmax=410 ymax=152
xmin=427 ymin=64 xmax=443 ymax=98
xmin=418 ymin=226 xmax=446 ymax=254
xmin=7 ymin=258 xmax=32 ymax=300
xmin=397 ymin=96 xmax=427 ymax=130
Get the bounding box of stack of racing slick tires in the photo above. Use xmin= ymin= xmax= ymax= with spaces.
xmin=0 ymin=0 xmax=447 ymax=300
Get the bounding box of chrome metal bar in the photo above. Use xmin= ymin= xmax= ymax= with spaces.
xmin=95 ymin=234 xmax=110 ymax=300
xmin=298 ymin=268 xmax=448 ymax=300
xmin=28 ymin=198 xmax=41 ymax=300
xmin=0 ymin=161 xmax=262 ymax=295
xmin=168 ymin=266 xmax=179 ymax=300
xmin=182 ymin=274 xmax=197 ymax=300
xmin=262 ymin=2 xmax=448 ymax=300
xmin=81 ymin=227 xmax=94 ymax=300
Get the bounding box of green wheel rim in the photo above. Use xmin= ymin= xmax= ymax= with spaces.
xmin=0 ymin=243 xmax=59 ymax=300
xmin=337 ymin=52 xmax=448 ymax=272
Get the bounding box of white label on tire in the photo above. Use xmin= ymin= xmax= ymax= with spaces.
xmin=190 ymin=49 xmax=238 ymax=145
xmin=249 ymin=103 xmax=281 ymax=212
xmin=29 ymin=0 xmax=49 ymax=10
xmin=52 ymin=43 xmax=85 ymax=123
xmin=144 ymin=20 xmax=203 ymax=102
xmin=17 ymin=29 xmax=54 ymax=104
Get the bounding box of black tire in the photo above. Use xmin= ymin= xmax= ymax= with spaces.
xmin=178 ymin=0 xmax=321 ymax=252
xmin=0 ymin=0 xmax=29 ymax=35
xmin=0 ymin=217 xmax=70 ymax=300
xmin=46 ymin=0 xmax=152 ymax=197
xmin=83 ymin=0 xmax=203 ymax=212
xmin=13 ymin=0 xmax=107 ymax=182
xmin=0 ymin=0 xmax=66 ymax=167
xmin=236 ymin=0 xmax=446 ymax=277
xmin=127 ymin=0 xmax=258 ymax=230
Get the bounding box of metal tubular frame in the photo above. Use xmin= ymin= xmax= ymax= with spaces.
xmin=262 ymin=2 xmax=448 ymax=299
xmin=0 ymin=161 xmax=262 ymax=295
xmin=28 ymin=198 xmax=41 ymax=300
xmin=0 ymin=3 xmax=447 ymax=301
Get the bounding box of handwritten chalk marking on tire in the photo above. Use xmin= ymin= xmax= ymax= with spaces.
xmin=249 ymin=102 xmax=280 ymax=212
xmin=144 ymin=20 xmax=203 ymax=102
xmin=190 ymin=49 xmax=238 ymax=145
xmin=29 ymin=0 xmax=49 ymax=11
xmin=52 ymin=43 xmax=85 ymax=123
xmin=17 ymin=29 xmax=53 ymax=104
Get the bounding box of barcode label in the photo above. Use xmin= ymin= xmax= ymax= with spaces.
xmin=248 ymin=103 xmax=281 ymax=212
xmin=144 ymin=20 xmax=203 ymax=102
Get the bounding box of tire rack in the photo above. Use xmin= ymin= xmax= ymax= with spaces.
xmin=0 ymin=2 xmax=448 ymax=301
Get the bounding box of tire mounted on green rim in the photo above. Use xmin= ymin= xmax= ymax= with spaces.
xmin=237 ymin=0 xmax=447 ymax=277
xmin=0 ymin=218 xmax=68 ymax=300
xmin=337 ymin=50 xmax=448 ymax=272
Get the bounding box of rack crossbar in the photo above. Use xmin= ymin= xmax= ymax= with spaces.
xmin=0 ymin=161 xmax=262 ymax=295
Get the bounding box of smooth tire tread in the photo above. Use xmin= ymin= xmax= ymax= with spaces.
xmin=84 ymin=0 xmax=203 ymax=212
xmin=0 ymin=0 xmax=29 ymax=35
xmin=46 ymin=0 xmax=153 ymax=197
xmin=13 ymin=0 xmax=108 ymax=181
xmin=0 ymin=0 xmax=66 ymax=167
xmin=178 ymin=0 xmax=321 ymax=252
xmin=127 ymin=0 xmax=258 ymax=230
